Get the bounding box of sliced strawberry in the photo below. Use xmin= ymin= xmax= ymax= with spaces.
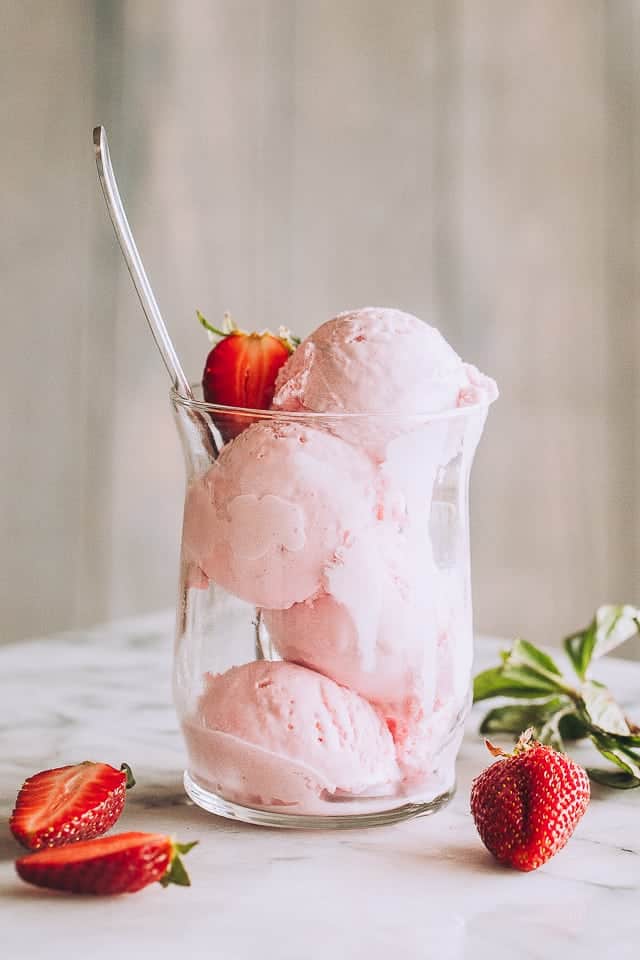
xmin=15 ymin=831 xmax=197 ymax=895
xmin=10 ymin=761 xmax=135 ymax=850
xmin=198 ymin=311 xmax=297 ymax=439
xmin=203 ymin=331 xmax=291 ymax=410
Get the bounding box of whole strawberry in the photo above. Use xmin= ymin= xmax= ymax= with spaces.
xmin=470 ymin=728 xmax=590 ymax=872
xmin=10 ymin=761 xmax=135 ymax=850
xmin=15 ymin=831 xmax=197 ymax=895
xmin=198 ymin=311 xmax=298 ymax=439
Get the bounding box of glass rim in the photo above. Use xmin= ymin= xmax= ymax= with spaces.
xmin=170 ymin=382 xmax=497 ymax=423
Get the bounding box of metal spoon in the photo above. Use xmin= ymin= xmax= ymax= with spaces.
xmin=92 ymin=125 xmax=192 ymax=398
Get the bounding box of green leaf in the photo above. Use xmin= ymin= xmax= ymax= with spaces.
xmin=564 ymin=620 xmax=597 ymax=681
xmin=537 ymin=706 xmax=580 ymax=752
xmin=613 ymin=731 xmax=640 ymax=748
xmin=500 ymin=664 xmax=567 ymax=695
xmin=587 ymin=768 xmax=640 ymax=789
xmin=159 ymin=839 xmax=197 ymax=888
xmin=175 ymin=841 xmax=198 ymax=855
xmin=558 ymin=712 xmax=588 ymax=741
xmin=473 ymin=667 xmax=559 ymax=703
xmin=479 ymin=698 xmax=567 ymax=736
xmin=597 ymin=749 xmax=640 ymax=780
xmin=506 ymin=638 xmax=563 ymax=677
xmin=564 ymin=606 xmax=640 ymax=681
xmin=160 ymin=854 xmax=191 ymax=888
xmin=473 ymin=638 xmax=572 ymax=703
xmin=120 ymin=762 xmax=136 ymax=789
xmin=581 ymin=681 xmax=630 ymax=735
xmin=589 ymin=731 xmax=640 ymax=780
xmin=592 ymin=605 xmax=640 ymax=661
xmin=500 ymin=640 xmax=572 ymax=697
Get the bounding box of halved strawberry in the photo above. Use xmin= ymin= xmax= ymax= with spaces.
xmin=198 ymin=311 xmax=298 ymax=438
xmin=10 ymin=761 xmax=135 ymax=850
xmin=15 ymin=832 xmax=197 ymax=895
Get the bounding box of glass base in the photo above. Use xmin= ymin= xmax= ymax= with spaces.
xmin=183 ymin=770 xmax=455 ymax=829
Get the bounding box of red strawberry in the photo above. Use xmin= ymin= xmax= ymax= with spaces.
xmin=10 ymin=761 xmax=135 ymax=850
xmin=15 ymin=831 xmax=197 ymax=895
xmin=198 ymin=311 xmax=297 ymax=438
xmin=470 ymin=728 xmax=590 ymax=872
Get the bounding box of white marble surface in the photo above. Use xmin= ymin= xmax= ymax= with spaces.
xmin=1 ymin=612 xmax=639 ymax=959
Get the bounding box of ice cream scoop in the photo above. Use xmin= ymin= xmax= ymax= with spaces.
xmin=183 ymin=660 xmax=400 ymax=812
xmin=262 ymin=522 xmax=439 ymax=709
xmin=181 ymin=419 xmax=380 ymax=608
xmin=272 ymin=307 xmax=497 ymax=418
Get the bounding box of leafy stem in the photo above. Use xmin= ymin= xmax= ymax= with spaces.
xmin=473 ymin=604 xmax=640 ymax=789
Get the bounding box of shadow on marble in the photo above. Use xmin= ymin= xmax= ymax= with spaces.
xmin=1 ymin=881 xmax=59 ymax=901
xmin=0 ymin=829 xmax=22 ymax=863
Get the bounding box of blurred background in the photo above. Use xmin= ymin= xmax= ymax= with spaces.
xmin=2 ymin=1 xmax=638 ymax=653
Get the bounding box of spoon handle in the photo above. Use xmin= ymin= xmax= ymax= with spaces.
xmin=93 ymin=125 xmax=192 ymax=398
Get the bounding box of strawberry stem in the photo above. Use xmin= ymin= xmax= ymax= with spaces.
xmin=159 ymin=840 xmax=198 ymax=888
xmin=120 ymin=762 xmax=136 ymax=789
xmin=197 ymin=310 xmax=227 ymax=339
xmin=513 ymin=727 xmax=536 ymax=753
xmin=485 ymin=727 xmax=538 ymax=760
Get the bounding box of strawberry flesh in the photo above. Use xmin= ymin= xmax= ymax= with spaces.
xmin=470 ymin=736 xmax=590 ymax=872
xmin=15 ymin=832 xmax=180 ymax=895
xmin=10 ymin=762 xmax=129 ymax=850
xmin=202 ymin=332 xmax=291 ymax=440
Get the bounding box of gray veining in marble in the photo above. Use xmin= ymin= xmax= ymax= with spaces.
xmin=1 ymin=613 xmax=639 ymax=959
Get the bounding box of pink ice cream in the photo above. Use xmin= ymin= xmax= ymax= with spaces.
xmin=184 ymin=660 xmax=400 ymax=812
xmin=181 ymin=419 xmax=379 ymax=608
xmin=262 ymin=523 xmax=439 ymax=710
xmin=180 ymin=305 xmax=496 ymax=813
xmin=272 ymin=307 xmax=497 ymax=417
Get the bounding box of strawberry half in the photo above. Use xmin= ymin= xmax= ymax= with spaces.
xmin=10 ymin=761 xmax=135 ymax=850
xmin=470 ymin=728 xmax=590 ymax=872
xmin=15 ymin=832 xmax=197 ymax=895
xmin=198 ymin=311 xmax=298 ymax=439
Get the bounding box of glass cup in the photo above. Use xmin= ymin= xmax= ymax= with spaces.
xmin=171 ymin=385 xmax=493 ymax=828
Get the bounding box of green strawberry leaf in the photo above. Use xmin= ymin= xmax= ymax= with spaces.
xmin=120 ymin=762 xmax=136 ymax=789
xmin=564 ymin=605 xmax=640 ymax=681
xmin=613 ymin=731 xmax=640 ymax=747
xmin=581 ymin=680 xmax=630 ymax=735
xmin=473 ymin=606 xmax=640 ymax=789
xmin=500 ymin=664 xmax=568 ymax=694
xmin=479 ymin=698 xmax=568 ymax=736
xmin=564 ymin=622 xmax=596 ymax=681
xmin=161 ymin=853 xmax=191 ymax=888
xmin=160 ymin=839 xmax=197 ymax=888
xmin=175 ymin=841 xmax=198 ymax=855
xmin=473 ymin=667 xmax=560 ymax=702
xmin=558 ymin=711 xmax=589 ymax=741
xmin=592 ymin=605 xmax=640 ymax=660
xmin=589 ymin=731 xmax=640 ymax=780
xmin=587 ymin=768 xmax=640 ymax=789
xmin=474 ymin=639 xmax=576 ymax=703
xmin=536 ymin=705 xmax=583 ymax=752
xmin=505 ymin=638 xmax=563 ymax=676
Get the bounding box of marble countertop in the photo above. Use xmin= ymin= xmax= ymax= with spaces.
xmin=1 ymin=612 xmax=639 ymax=959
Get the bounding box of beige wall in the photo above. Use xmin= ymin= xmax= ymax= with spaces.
xmin=2 ymin=1 xmax=639 ymax=654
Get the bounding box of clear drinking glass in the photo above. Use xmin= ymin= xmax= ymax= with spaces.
xmin=171 ymin=385 xmax=493 ymax=828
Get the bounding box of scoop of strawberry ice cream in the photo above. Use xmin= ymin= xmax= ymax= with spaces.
xmin=272 ymin=307 xmax=497 ymax=417
xmin=181 ymin=420 xmax=378 ymax=608
xmin=262 ymin=524 xmax=439 ymax=710
xmin=183 ymin=660 xmax=400 ymax=812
